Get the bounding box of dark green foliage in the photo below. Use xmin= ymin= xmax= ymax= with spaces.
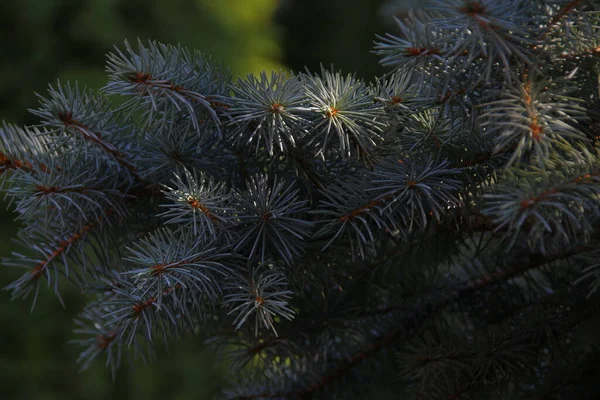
xmin=2 ymin=1 xmax=600 ymax=399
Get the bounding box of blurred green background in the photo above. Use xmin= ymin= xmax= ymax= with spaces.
xmin=0 ymin=0 xmax=414 ymax=398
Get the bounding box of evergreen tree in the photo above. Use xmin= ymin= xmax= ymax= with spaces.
xmin=2 ymin=1 xmax=600 ymax=398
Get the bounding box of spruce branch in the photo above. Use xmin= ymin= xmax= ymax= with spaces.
xmin=374 ymin=10 xmax=447 ymax=70
xmin=224 ymin=265 xmax=294 ymax=337
xmin=482 ymin=162 xmax=600 ymax=253
xmin=1 ymin=1 xmax=600 ymax=397
xmin=312 ymin=158 xmax=461 ymax=258
xmin=122 ymin=227 xmax=233 ymax=309
xmin=432 ymin=0 xmax=537 ymax=74
xmin=302 ymin=66 xmax=388 ymax=161
xmin=539 ymin=0 xmax=584 ymax=40
xmin=6 ymin=157 xmax=131 ymax=228
xmin=135 ymin=113 xmax=232 ymax=183
xmin=367 ymin=158 xmax=462 ymax=226
xmin=233 ymin=174 xmax=313 ymax=265
xmin=0 ymin=123 xmax=56 ymax=180
xmin=312 ymin=175 xmax=396 ymax=258
xmin=72 ymin=277 xmax=188 ymax=376
xmin=0 ymin=151 xmax=37 ymax=175
xmin=2 ymin=208 xmax=116 ymax=307
xmin=159 ymin=168 xmax=236 ymax=237
xmin=480 ymin=72 xmax=588 ymax=167
xmin=226 ymin=71 xmax=309 ymax=156
xmin=104 ymin=39 xmax=230 ymax=134
xmin=31 ymin=82 xmax=146 ymax=182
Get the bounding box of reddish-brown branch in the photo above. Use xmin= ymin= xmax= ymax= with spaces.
xmin=325 ymin=107 xmax=339 ymax=118
xmin=462 ymin=245 xmax=591 ymax=293
xmin=58 ymin=112 xmax=166 ymax=203
xmin=29 ymin=208 xmax=114 ymax=279
xmin=94 ymin=283 xmax=183 ymax=350
xmin=96 ymin=330 xmax=119 ymax=349
xmin=143 ymin=253 xmax=206 ymax=279
xmin=187 ymin=196 xmax=220 ymax=223
xmin=5 ymin=124 xmax=161 ymax=204
xmin=0 ymin=152 xmax=32 ymax=173
xmin=339 ymin=195 xmax=396 ymax=222
xmin=405 ymin=47 xmax=442 ymax=57
xmin=520 ymin=76 xmax=546 ymax=142
xmin=0 ymin=151 xmax=54 ymax=175
xmin=338 ymin=175 xmax=433 ymax=222
xmin=234 ymin=319 xmax=416 ymax=400
xmin=539 ymin=0 xmax=583 ymax=40
xmin=559 ymin=47 xmax=600 ymax=59
xmin=339 ymin=198 xmax=383 ymax=222
xmin=360 ymin=243 xmax=584 ymax=320
xmin=519 ymin=168 xmax=600 ymax=210
xmin=388 ymin=96 xmax=402 ymax=105
xmin=458 ymin=1 xmax=490 ymax=29
xmin=132 ymin=296 xmax=157 ymax=317
xmin=269 ymin=103 xmax=284 ymax=114
xmin=128 ymin=71 xmax=229 ymax=110
xmin=435 ymin=88 xmax=467 ymax=104
xmin=59 ymin=112 xmax=142 ymax=180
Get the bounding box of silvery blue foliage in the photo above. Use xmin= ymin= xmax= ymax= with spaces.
xmin=2 ymin=1 xmax=600 ymax=399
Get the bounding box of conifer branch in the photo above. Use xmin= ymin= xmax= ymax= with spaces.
xmin=104 ymin=39 xmax=230 ymax=134
xmin=539 ymin=0 xmax=584 ymax=40
xmin=28 ymin=218 xmax=97 ymax=278
xmin=1 ymin=128 xmax=55 ymax=176
xmin=2 ymin=1 xmax=600 ymax=397
xmin=3 ymin=208 xmax=115 ymax=305
xmin=58 ymin=112 xmax=142 ymax=179
xmin=0 ymin=151 xmax=35 ymax=174
xmin=235 ymin=242 xmax=594 ymax=399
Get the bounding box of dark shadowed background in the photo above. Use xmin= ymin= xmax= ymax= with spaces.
xmin=0 ymin=1 xmax=419 ymax=398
